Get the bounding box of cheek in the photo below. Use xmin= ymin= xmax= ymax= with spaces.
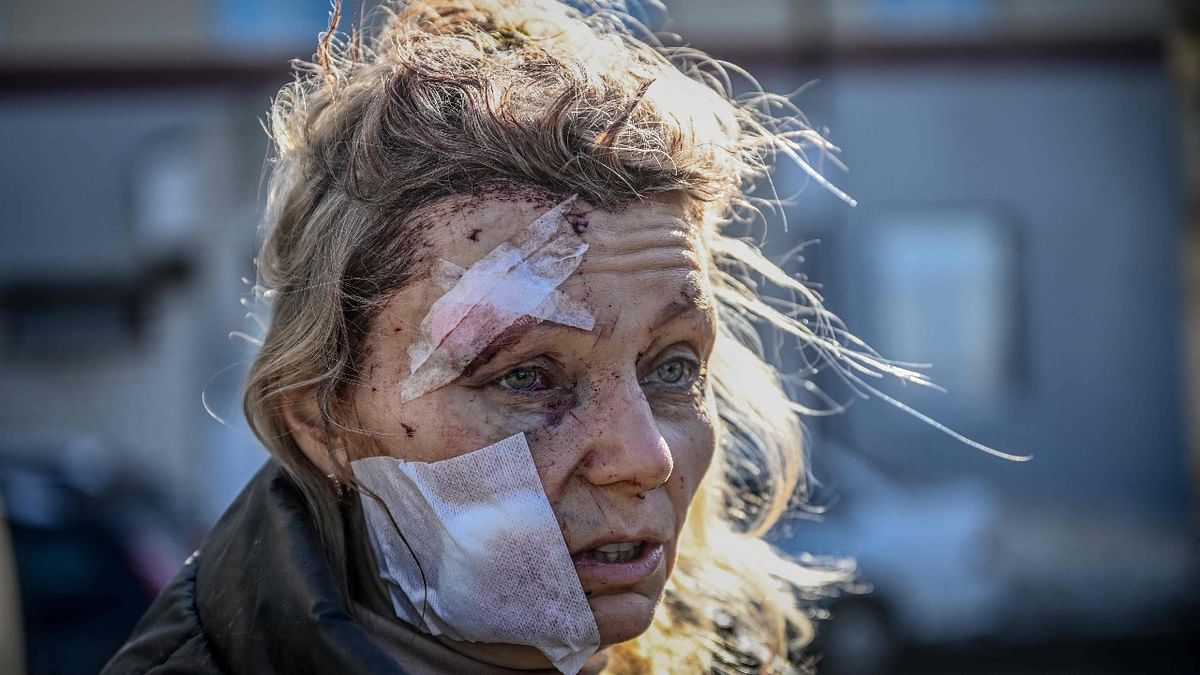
xmin=349 ymin=381 xmax=500 ymax=462
xmin=663 ymin=412 xmax=717 ymax=511
xmin=350 ymin=375 xmax=582 ymax=469
xmin=660 ymin=419 xmax=715 ymax=576
xmin=673 ymin=430 xmax=715 ymax=491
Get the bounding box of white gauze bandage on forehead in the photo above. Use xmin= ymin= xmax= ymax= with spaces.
xmin=351 ymin=432 xmax=601 ymax=674
xmin=401 ymin=196 xmax=595 ymax=401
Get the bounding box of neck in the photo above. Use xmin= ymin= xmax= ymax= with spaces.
xmin=434 ymin=636 xmax=610 ymax=673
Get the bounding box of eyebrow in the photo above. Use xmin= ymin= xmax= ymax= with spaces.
xmin=459 ymin=314 xmax=543 ymax=377
xmin=649 ymin=281 xmax=712 ymax=333
xmin=648 ymin=299 xmax=699 ymax=334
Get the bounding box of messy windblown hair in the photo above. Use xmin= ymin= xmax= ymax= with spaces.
xmin=238 ymin=1 xmax=954 ymax=671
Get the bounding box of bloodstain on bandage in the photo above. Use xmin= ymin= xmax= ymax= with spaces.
xmin=401 ymin=196 xmax=595 ymax=401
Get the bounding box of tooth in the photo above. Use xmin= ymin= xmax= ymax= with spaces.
xmin=595 ymin=542 xmax=638 ymax=554
xmin=586 ymin=541 xmax=648 ymax=563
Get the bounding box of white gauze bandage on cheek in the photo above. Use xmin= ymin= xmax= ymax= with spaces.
xmin=401 ymin=195 xmax=595 ymax=402
xmin=351 ymin=432 xmax=601 ymax=675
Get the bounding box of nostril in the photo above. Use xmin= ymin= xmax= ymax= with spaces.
xmin=574 ymin=374 xmax=674 ymax=490
xmin=578 ymin=435 xmax=673 ymax=491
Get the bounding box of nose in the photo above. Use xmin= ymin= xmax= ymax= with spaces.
xmin=577 ymin=371 xmax=674 ymax=493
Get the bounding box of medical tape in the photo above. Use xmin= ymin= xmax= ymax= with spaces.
xmin=430 ymin=259 xmax=594 ymax=328
xmin=401 ymin=196 xmax=595 ymax=401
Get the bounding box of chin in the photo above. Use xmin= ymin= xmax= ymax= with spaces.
xmin=588 ymin=590 xmax=660 ymax=645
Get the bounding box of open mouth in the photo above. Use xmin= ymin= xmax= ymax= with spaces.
xmin=580 ymin=541 xmax=645 ymax=564
xmin=572 ymin=540 xmax=665 ymax=587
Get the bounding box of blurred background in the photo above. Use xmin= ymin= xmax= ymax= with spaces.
xmin=0 ymin=0 xmax=1197 ymax=673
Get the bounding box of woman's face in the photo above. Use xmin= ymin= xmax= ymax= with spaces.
xmin=345 ymin=192 xmax=718 ymax=648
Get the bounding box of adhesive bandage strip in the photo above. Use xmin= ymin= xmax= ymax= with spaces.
xmin=430 ymin=259 xmax=594 ymax=328
xmin=401 ymin=196 xmax=595 ymax=401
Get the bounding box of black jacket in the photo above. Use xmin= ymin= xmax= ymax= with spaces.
xmin=102 ymin=462 xmax=416 ymax=674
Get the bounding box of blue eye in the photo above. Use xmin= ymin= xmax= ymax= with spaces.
xmin=657 ymin=360 xmax=685 ymax=383
xmin=649 ymin=357 xmax=697 ymax=387
xmin=498 ymin=367 xmax=549 ymax=391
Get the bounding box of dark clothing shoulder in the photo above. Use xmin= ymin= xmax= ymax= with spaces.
xmin=102 ymin=461 xmax=550 ymax=675
xmin=102 ymin=462 xmax=408 ymax=674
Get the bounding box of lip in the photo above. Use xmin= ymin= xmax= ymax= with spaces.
xmin=572 ymin=541 xmax=665 ymax=588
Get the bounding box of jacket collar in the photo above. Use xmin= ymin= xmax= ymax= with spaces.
xmin=193 ymin=461 xmax=407 ymax=674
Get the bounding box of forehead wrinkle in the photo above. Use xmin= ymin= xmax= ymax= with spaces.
xmin=580 ymin=215 xmax=704 ymax=272
xmin=583 ymin=221 xmax=694 ymax=251
xmin=577 ymin=244 xmax=702 ymax=275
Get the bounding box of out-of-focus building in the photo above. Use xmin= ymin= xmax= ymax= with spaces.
xmin=1173 ymin=0 xmax=1200 ymax=525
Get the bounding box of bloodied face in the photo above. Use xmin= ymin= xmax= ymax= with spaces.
xmin=347 ymin=192 xmax=719 ymax=656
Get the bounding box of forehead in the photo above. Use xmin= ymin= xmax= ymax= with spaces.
xmin=415 ymin=191 xmax=708 ymax=278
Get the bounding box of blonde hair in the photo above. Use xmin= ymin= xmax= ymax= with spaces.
xmin=242 ymin=1 xmax=921 ymax=671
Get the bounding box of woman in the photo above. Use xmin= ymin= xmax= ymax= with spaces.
xmin=103 ymin=1 xmax=903 ymax=673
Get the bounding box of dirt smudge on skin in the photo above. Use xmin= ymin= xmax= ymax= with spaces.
xmin=467 ymin=228 xmax=482 ymax=241
xmin=401 ymin=423 xmax=415 ymax=438
xmin=566 ymin=211 xmax=589 ymax=236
